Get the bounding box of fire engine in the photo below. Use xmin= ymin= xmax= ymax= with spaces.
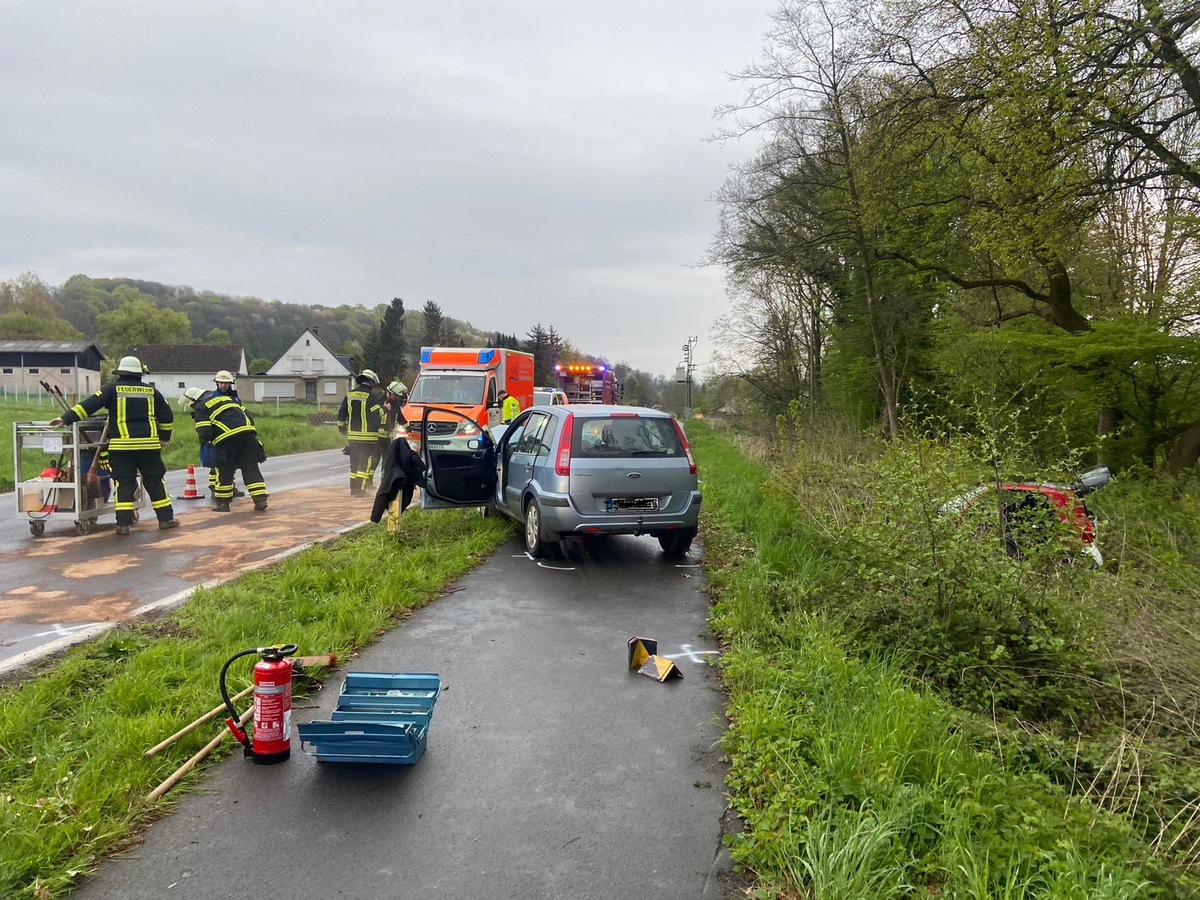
xmin=554 ymin=362 xmax=622 ymax=404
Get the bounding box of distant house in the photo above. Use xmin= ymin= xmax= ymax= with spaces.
xmin=258 ymin=328 xmax=354 ymax=405
xmin=127 ymin=344 xmax=248 ymax=400
xmin=0 ymin=340 xmax=105 ymax=401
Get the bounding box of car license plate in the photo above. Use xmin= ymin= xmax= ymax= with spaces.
xmin=609 ymin=497 xmax=659 ymax=511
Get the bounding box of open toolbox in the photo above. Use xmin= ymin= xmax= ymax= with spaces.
xmin=297 ymin=672 xmax=441 ymax=764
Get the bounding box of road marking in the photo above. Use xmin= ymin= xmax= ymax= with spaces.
xmin=33 ymin=623 xmax=104 ymax=638
xmin=662 ymin=644 xmax=721 ymax=663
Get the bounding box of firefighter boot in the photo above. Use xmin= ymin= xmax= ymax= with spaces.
xmin=253 ymin=497 xmax=269 ymax=512
xmin=159 ymin=518 xmax=180 ymax=530
xmin=212 ymin=500 xmax=232 ymax=512
xmin=116 ymin=524 xmax=130 ymax=536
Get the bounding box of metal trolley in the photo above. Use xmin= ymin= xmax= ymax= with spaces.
xmin=12 ymin=419 xmax=141 ymax=537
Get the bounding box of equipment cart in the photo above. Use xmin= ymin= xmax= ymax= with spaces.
xmin=12 ymin=419 xmax=140 ymax=536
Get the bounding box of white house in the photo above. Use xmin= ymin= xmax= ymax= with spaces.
xmin=259 ymin=328 xmax=354 ymax=405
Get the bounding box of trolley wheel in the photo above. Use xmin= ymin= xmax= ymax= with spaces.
xmin=76 ymin=519 xmax=94 ymax=536
xmin=30 ymin=520 xmax=45 ymax=537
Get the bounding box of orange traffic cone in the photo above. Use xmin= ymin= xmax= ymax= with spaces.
xmin=177 ymin=464 xmax=205 ymax=500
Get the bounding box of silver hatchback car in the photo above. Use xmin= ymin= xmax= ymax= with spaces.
xmin=418 ymin=404 xmax=701 ymax=557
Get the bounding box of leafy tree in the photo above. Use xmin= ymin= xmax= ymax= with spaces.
xmin=95 ymin=294 xmax=191 ymax=354
xmin=205 ymin=328 xmax=232 ymax=345
xmin=248 ymin=357 xmax=273 ymax=374
xmin=0 ymin=309 xmax=83 ymax=340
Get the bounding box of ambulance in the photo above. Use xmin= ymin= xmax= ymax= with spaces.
xmin=401 ymin=347 xmax=534 ymax=448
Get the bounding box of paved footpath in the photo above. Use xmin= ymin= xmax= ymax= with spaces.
xmin=73 ymin=534 xmax=739 ymax=900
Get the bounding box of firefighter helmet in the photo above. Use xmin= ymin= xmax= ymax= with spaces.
xmin=115 ymin=355 xmax=143 ymax=374
xmin=180 ymin=386 xmax=205 ymax=407
xmin=214 ymin=370 xmax=235 ymax=384
xmin=358 ymin=369 xmax=379 ymax=384
xmin=387 ymin=380 xmax=407 ymax=395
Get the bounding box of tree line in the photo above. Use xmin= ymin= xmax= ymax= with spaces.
xmin=0 ymin=273 xmax=675 ymax=408
xmin=706 ymin=0 xmax=1200 ymax=474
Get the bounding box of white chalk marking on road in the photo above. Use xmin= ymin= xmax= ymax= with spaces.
xmin=34 ymin=623 xmax=104 ymax=638
xmin=662 ymin=644 xmax=721 ymax=663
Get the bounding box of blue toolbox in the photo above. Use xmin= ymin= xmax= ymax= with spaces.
xmin=296 ymin=672 xmax=441 ymax=764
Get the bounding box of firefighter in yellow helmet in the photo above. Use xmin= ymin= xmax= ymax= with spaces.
xmin=49 ymin=355 xmax=180 ymax=535
xmin=337 ymin=369 xmax=386 ymax=495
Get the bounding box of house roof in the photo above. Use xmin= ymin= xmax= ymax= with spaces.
xmin=127 ymin=345 xmax=245 ymax=375
xmin=0 ymin=340 xmax=104 ymax=356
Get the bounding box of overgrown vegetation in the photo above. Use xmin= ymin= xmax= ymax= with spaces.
xmin=693 ymin=414 xmax=1200 ymax=897
xmin=0 ymin=513 xmax=511 ymax=898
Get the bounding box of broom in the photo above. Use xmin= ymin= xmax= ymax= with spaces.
xmin=83 ymin=420 xmax=109 ymax=499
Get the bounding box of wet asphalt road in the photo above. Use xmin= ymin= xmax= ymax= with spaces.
xmin=0 ymin=449 xmax=357 ymax=674
xmin=71 ymin=532 xmax=735 ymax=900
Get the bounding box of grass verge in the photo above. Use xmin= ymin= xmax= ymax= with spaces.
xmin=688 ymin=421 xmax=1178 ymax=898
xmin=0 ymin=510 xmax=511 ymax=898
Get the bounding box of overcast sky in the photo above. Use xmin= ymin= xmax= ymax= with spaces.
xmin=0 ymin=1 xmax=776 ymax=377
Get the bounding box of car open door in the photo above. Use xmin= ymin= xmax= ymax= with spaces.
xmin=418 ymin=407 xmax=500 ymax=510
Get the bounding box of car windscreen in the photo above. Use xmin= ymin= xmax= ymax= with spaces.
xmin=573 ymin=415 xmax=683 ymax=458
xmin=408 ymin=373 xmax=485 ymax=404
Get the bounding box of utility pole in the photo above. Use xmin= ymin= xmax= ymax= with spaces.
xmin=681 ymin=336 xmax=698 ymax=414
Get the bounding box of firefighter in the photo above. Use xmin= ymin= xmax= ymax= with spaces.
xmin=337 ymin=369 xmax=386 ymax=495
xmin=49 ymin=355 xmax=180 ymax=535
xmin=201 ymin=370 xmax=247 ymax=498
xmin=181 ymin=386 xmax=269 ymax=512
xmin=500 ymin=389 xmax=520 ymax=423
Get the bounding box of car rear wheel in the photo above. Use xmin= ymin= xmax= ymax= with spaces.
xmin=524 ymin=498 xmax=553 ymax=557
xmin=657 ymin=528 xmax=696 ymax=557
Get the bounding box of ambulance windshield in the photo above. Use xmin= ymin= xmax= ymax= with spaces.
xmin=408 ymin=373 xmax=486 ymax=405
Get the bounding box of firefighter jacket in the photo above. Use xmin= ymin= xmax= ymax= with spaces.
xmin=338 ymin=386 xmax=386 ymax=442
xmin=62 ymin=374 xmax=173 ymax=451
xmin=191 ymin=393 xmax=256 ymax=445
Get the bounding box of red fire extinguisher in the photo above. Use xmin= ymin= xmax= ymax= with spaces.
xmin=219 ymin=644 xmax=298 ymax=764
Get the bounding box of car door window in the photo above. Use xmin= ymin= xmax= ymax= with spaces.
xmin=516 ymin=412 xmax=550 ymax=455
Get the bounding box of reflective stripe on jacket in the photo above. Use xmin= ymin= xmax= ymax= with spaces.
xmin=338 ymin=389 xmax=385 ymax=442
xmin=192 ymin=394 xmax=256 ymax=445
xmin=63 ymin=375 xmax=173 ymax=450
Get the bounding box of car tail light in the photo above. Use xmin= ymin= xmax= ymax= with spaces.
xmin=670 ymin=418 xmax=697 ymax=475
xmin=555 ymin=412 xmax=574 ymax=475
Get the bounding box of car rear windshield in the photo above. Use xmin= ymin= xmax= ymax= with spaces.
xmin=573 ymin=415 xmax=684 ymax=458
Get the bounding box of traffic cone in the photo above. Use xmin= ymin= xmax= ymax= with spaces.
xmin=177 ymin=464 xmax=205 ymax=500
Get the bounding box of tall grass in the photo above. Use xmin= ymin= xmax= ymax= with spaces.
xmin=0 ymin=511 xmax=511 ymax=898
xmin=689 ymin=421 xmax=1176 ymax=897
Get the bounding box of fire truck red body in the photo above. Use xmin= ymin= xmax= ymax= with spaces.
xmin=554 ymin=362 xmax=622 ymax=404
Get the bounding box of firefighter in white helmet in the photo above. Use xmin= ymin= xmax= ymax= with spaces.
xmin=337 ymin=369 xmax=386 ymax=495
xmin=50 ymin=355 xmax=180 ymax=535
xmin=205 ymin=371 xmax=246 ymax=497
xmin=181 ymin=383 xmax=269 ymax=512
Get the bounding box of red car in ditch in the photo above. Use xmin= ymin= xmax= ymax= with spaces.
xmin=940 ymin=466 xmax=1111 ymax=566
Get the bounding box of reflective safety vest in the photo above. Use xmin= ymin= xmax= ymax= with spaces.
xmin=338 ymin=388 xmax=385 ymax=442
xmin=192 ymin=394 xmax=256 ymax=445
xmin=502 ymin=394 xmax=520 ymax=423
xmin=63 ymin=376 xmax=173 ymax=451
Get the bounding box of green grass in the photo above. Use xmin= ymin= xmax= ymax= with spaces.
xmin=0 ymin=511 xmax=512 ymax=898
xmin=5 ymin=409 xmax=1196 ymax=898
xmin=689 ymin=421 xmax=1179 ymax=898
